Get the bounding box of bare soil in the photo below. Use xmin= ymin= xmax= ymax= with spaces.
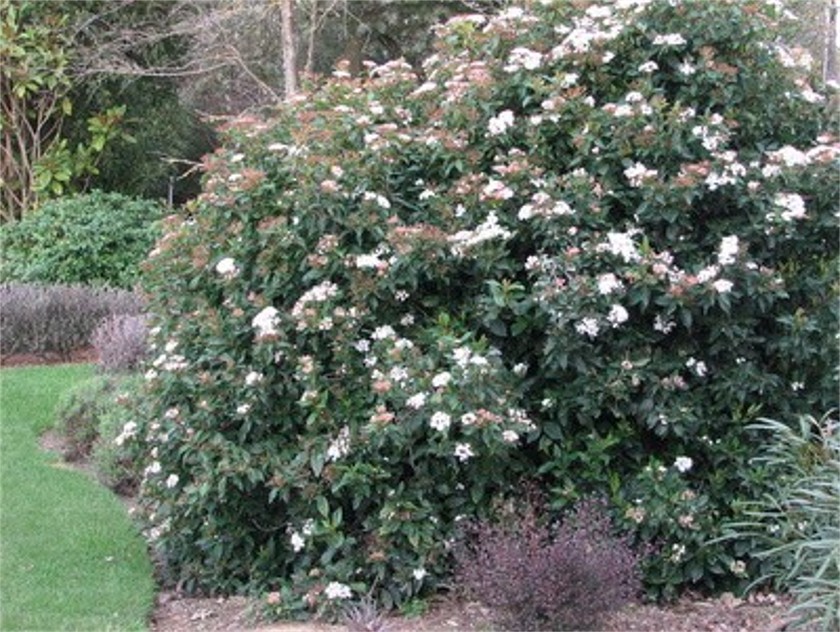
xmin=0 ymin=346 xmax=98 ymax=367
xmin=24 ymin=348 xmax=800 ymax=632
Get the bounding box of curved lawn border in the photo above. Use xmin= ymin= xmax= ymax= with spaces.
xmin=0 ymin=364 xmax=155 ymax=631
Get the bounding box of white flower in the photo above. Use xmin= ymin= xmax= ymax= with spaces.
xmin=575 ymin=317 xmax=600 ymax=339
xmin=678 ymin=60 xmax=696 ymax=76
xmin=653 ymin=33 xmax=687 ymax=46
xmin=454 ymin=443 xmax=474 ymax=462
xmin=406 ymin=393 xmax=427 ymax=409
xmin=363 ymin=191 xmax=391 ymax=209
xmin=488 ymin=110 xmax=515 ymax=136
xmin=324 ymin=582 xmax=352 ymax=600
xmin=290 ymin=532 xmax=306 ymax=553
xmin=327 ymin=426 xmax=351 ymax=461
xmin=215 ymin=257 xmax=240 ymax=278
xmin=252 ymin=306 xmax=280 ymax=338
xmin=513 ymin=363 xmax=528 ymax=377
xmin=460 ymin=412 xmax=478 ymax=426
xmin=654 ymin=315 xmax=676 ymax=334
xmin=114 ymin=421 xmax=138 ymax=446
xmin=144 ymin=369 xmax=158 ymax=382
xmin=638 ymin=60 xmax=659 ymax=73
xmin=674 ymin=456 xmax=694 ymax=473
xmin=413 ymin=568 xmax=428 ymax=581
xmin=431 ymin=371 xmax=452 ymax=388
xmin=774 ymin=192 xmax=807 ymax=221
xmin=245 ymin=371 xmax=264 ymax=386
xmin=712 ymin=279 xmax=734 ymax=294
xmin=164 ymin=407 xmax=179 ymax=420
xmin=624 ymin=162 xmax=659 ymax=187
xmin=505 ymin=47 xmax=543 ymax=72
xmin=236 ymin=403 xmax=251 ymax=415
xmin=165 ymin=474 xmax=180 ymax=489
xmin=602 ymin=231 xmax=641 ymax=262
xmin=607 ymin=304 xmax=629 ymax=327
xmin=718 ymin=235 xmax=739 ymax=266
xmin=430 ymin=411 xmax=452 ymax=432
xmin=597 ymin=273 xmax=623 ymax=295
xmin=502 ymin=430 xmax=519 ymax=443
xmin=371 ymin=325 xmax=396 ymax=340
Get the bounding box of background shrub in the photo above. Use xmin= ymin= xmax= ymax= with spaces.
xmin=0 ymin=191 xmax=163 ymax=289
xmin=135 ymin=0 xmax=838 ymax=611
xmin=0 ymin=283 xmax=144 ymax=358
xmin=92 ymin=313 xmax=150 ymax=373
xmin=456 ymin=496 xmax=641 ymax=630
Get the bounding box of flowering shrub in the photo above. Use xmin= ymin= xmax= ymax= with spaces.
xmin=456 ymin=496 xmax=642 ymax=630
xmin=134 ymin=0 xmax=838 ymax=611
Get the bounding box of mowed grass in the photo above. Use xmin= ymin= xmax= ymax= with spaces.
xmin=0 ymin=364 xmax=154 ymax=631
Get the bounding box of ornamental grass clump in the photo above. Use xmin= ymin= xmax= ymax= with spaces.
xmin=721 ymin=413 xmax=840 ymax=630
xmin=135 ymin=0 xmax=837 ymax=612
xmin=456 ymin=497 xmax=642 ymax=630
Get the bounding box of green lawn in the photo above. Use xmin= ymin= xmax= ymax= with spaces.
xmin=0 ymin=364 xmax=155 ymax=631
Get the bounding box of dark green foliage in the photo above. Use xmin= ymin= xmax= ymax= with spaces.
xmin=0 ymin=191 xmax=164 ymax=288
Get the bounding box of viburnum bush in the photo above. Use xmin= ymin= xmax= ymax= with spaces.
xmin=133 ymin=0 xmax=838 ymax=613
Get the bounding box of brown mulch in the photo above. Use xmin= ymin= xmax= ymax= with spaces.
xmin=149 ymin=590 xmax=796 ymax=632
xmin=0 ymin=346 xmax=98 ymax=367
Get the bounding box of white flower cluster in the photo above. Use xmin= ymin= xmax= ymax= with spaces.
xmin=430 ymin=411 xmax=452 ymax=432
xmin=673 ymin=456 xmax=694 ymax=473
xmin=252 ymin=306 xmax=280 ymax=339
xmin=215 ymin=257 xmax=240 ymax=279
xmin=717 ymin=236 xmax=739 ymax=266
xmin=488 ymin=110 xmax=515 ymax=136
xmin=773 ymin=192 xmax=807 ymax=221
xmin=598 ymin=231 xmax=641 ymax=263
xmin=449 ymin=213 xmax=513 ymax=255
xmin=114 ymin=421 xmax=138 ymax=446
xmin=624 ymin=162 xmax=659 ymax=187
xmin=518 ymin=191 xmax=574 ymax=220
xmin=653 ymin=33 xmax=687 ymax=46
xmin=505 ymin=47 xmax=543 ymax=72
xmin=326 ymin=426 xmax=351 ymax=461
xmin=324 ymin=581 xmax=352 ymax=600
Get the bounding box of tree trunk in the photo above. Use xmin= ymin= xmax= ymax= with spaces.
xmin=825 ymin=1 xmax=838 ymax=82
xmin=279 ymin=0 xmax=298 ymax=98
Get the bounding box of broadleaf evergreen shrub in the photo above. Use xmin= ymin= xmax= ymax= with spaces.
xmin=135 ymin=0 xmax=838 ymax=610
xmin=0 ymin=283 xmax=144 ymax=358
xmin=0 ymin=191 xmax=164 ymax=289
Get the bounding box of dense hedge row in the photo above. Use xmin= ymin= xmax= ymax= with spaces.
xmin=131 ymin=0 xmax=837 ymax=615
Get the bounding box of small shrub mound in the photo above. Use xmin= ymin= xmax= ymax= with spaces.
xmin=0 ymin=190 xmax=163 ymax=289
xmin=54 ymin=374 xmax=146 ymax=494
xmin=0 ymin=283 xmax=144 ymax=359
xmin=456 ymin=497 xmax=642 ymax=630
xmin=92 ymin=313 xmax=149 ymax=373
xmin=134 ymin=0 xmax=837 ymax=613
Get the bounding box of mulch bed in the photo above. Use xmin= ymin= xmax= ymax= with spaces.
xmin=0 ymin=347 xmax=98 ymax=367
